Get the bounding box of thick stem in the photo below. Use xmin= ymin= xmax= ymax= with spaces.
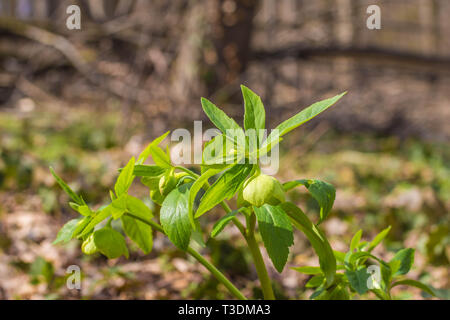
xmin=127 ymin=213 xmax=247 ymax=300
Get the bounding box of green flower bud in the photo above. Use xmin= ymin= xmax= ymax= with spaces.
xmin=159 ymin=169 xmax=177 ymax=196
xmin=242 ymin=174 xmax=285 ymax=207
xmin=81 ymin=233 xmax=97 ymax=255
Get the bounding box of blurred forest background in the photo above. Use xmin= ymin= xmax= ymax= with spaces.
xmin=0 ymin=0 xmax=448 ymax=300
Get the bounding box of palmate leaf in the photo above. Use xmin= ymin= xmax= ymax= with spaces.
xmin=254 ymin=204 xmax=294 ymax=273
xmin=241 ymin=85 xmax=265 ymax=139
xmin=262 ymin=92 xmax=346 ymax=150
xmin=281 ymin=202 xmax=336 ymax=286
xmin=160 ymin=183 xmax=192 ymax=251
xmin=195 ymin=164 xmax=253 ymax=218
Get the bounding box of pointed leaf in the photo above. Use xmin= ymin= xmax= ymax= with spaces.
xmin=122 ymin=215 xmax=153 ymax=254
xmin=94 ymin=227 xmax=129 ymax=259
xmin=114 ymin=157 xmax=135 ymax=196
xmin=254 ymin=204 xmax=294 ymax=273
xmin=242 ymin=85 xmax=265 ymax=134
xmin=53 ymin=218 xmax=82 ymax=245
xmin=281 ymin=202 xmax=336 ymax=286
xmin=50 ymin=167 xmax=83 ymax=205
xmin=195 ymin=164 xmax=253 ymax=218
xmin=160 ymin=183 xmax=192 ymax=250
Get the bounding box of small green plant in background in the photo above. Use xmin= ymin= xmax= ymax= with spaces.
xmin=51 ymin=85 xmax=435 ymax=300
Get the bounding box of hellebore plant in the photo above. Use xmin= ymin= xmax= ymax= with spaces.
xmin=52 ymin=85 xmax=435 ymax=300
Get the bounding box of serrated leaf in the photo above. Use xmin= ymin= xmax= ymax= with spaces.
xmin=241 ymin=85 xmax=265 ymax=136
xmin=263 ymin=92 xmax=346 ymax=149
xmin=160 ymin=183 xmax=192 ymax=250
xmin=281 ymin=202 xmax=336 ymax=286
xmin=94 ymin=227 xmax=129 ymax=259
xmin=195 ymin=164 xmax=253 ymax=218
xmin=50 ymin=167 xmax=83 ymax=205
xmin=122 ymin=215 xmax=153 ymax=254
xmin=124 ymin=195 xmax=153 ymax=223
xmin=114 ymin=157 xmax=135 ymax=197
xmin=189 ymin=167 xmax=228 ymax=228
xmin=345 ymin=268 xmax=371 ymax=295
xmin=211 ymin=210 xmax=239 ymax=238
xmin=254 ymin=204 xmax=294 ymax=273
xmin=53 ymin=218 xmax=82 ymax=245
xmin=390 ymin=248 xmax=415 ymax=277
xmin=284 ymin=179 xmax=335 ymax=223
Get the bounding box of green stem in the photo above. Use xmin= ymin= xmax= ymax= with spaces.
xmin=127 ymin=213 xmax=247 ymax=300
xmin=244 ymin=212 xmax=275 ymax=300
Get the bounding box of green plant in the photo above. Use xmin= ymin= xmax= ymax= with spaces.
xmin=51 ymin=85 xmax=434 ymax=300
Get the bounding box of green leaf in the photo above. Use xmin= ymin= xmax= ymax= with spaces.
xmin=132 ymin=165 xmax=166 ymax=177
xmin=72 ymin=216 xmax=93 ymax=238
xmin=305 ymin=275 xmax=324 ymax=288
xmin=389 ymin=248 xmax=415 ymax=277
xmin=366 ymin=226 xmax=391 ymax=252
xmin=195 ymin=164 xmax=253 ymax=218
xmin=124 ymin=195 xmax=153 ymax=224
xmin=350 ymin=229 xmax=363 ymax=252
xmin=281 ymin=202 xmax=336 ymax=286
xmin=284 ymin=179 xmax=335 ymax=223
xmin=79 ymin=208 xmax=111 ymax=238
xmin=201 ymin=97 xmax=245 ymax=144
xmin=94 ymin=227 xmax=129 ymax=259
xmin=345 ymin=268 xmax=371 ymax=295
xmin=114 ymin=157 xmax=135 ymax=197
xmin=202 ymin=134 xmax=243 ymax=165
xmin=211 ymin=210 xmax=239 ymax=238
xmin=50 ymin=167 xmax=83 ymax=205
xmin=391 ymin=279 xmax=436 ymax=296
xmin=291 ymin=266 xmax=322 ymax=275
xmin=149 ymin=145 xmax=172 ymax=168
xmin=138 ymin=131 xmax=170 ymax=164
xmin=122 ymin=215 xmax=153 ymax=254
xmin=160 ymin=183 xmax=192 ymax=250
xmin=254 ymin=204 xmax=294 ymax=273
xmin=262 ymin=92 xmax=346 ymax=149
xmin=241 ymin=85 xmax=265 ymax=135
xmin=53 ymin=218 xmax=82 ymax=245
xmin=189 ymin=167 xmax=226 ymax=228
